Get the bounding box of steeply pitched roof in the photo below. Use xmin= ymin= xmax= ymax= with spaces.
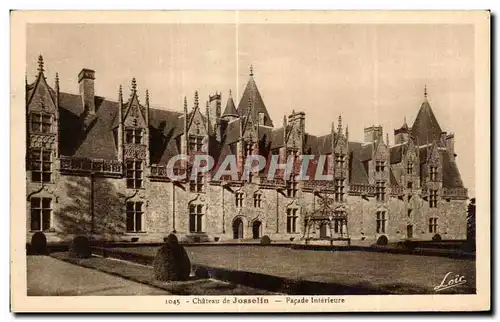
xmin=390 ymin=144 xmax=405 ymax=164
xmin=236 ymin=76 xmax=274 ymax=127
xmin=411 ymin=99 xmax=443 ymax=146
xmin=442 ymin=152 xmax=464 ymax=188
xmin=222 ymin=94 xmax=238 ymax=116
xmin=349 ymin=150 xmax=369 ymax=184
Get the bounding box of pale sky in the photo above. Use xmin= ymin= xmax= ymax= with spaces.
xmin=26 ymin=23 xmax=475 ymax=196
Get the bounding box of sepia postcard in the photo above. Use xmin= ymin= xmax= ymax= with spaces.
xmin=10 ymin=10 xmax=490 ymax=313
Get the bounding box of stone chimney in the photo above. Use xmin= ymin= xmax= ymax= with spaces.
xmin=364 ymin=125 xmax=383 ymax=143
xmin=78 ymin=69 xmax=96 ymax=115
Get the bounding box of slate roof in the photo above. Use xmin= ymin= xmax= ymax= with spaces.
xmin=389 ymin=144 xmax=405 ymax=164
xmin=411 ymin=99 xmax=443 ymax=146
xmin=236 ymin=76 xmax=274 ymax=127
xmin=222 ymin=95 xmax=238 ymax=117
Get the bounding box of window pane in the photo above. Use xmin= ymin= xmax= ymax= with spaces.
xmin=42 ymin=151 xmax=51 ymax=161
xmin=136 ymin=202 xmax=142 ymax=212
xmin=126 ymin=202 xmax=134 ymax=211
xmin=42 ymin=210 xmax=51 ymax=230
xmin=189 ymin=205 xmax=195 ymax=214
xmin=42 ymin=162 xmax=51 ymax=171
xmin=135 ymin=213 xmax=142 ymax=231
xmin=197 ymin=214 xmax=203 ymax=232
xmin=31 ymin=197 xmax=41 ymax=208
xmin=42 ymin=198 xmax=51 ymax=209
xmin=42 ymin=115 xmax=51 ymax=123
xmin=197 ymin=205 xmax=202 ymax=213
xmin=189 ymin=214 xmax=196 ymax=232
xmin=41 ymin=124 xmax=51 ymax=133
xmin=31 ymin=160 xmax=41 ymax=171
xmin=135 ymin=180 xmax=142 ymax=188
xmin=126 ymin=161 xmax=134 ymax=170
xmin=126 ymin=212 xmax=135 ymax=232
xmin=32 ymin=172 xmax=41 ymax=182
xmin=31 ymin=149 xmax=41 ymax=160
xmin=32 ymin=114 xmax=41 ymax=122
xmin=31 ymin=210 xmax=41 ymax=231
xmin=42 ymin=173 xmax=51 ymax=183
xmin=135 ymin=162 xmax=142 ymax=170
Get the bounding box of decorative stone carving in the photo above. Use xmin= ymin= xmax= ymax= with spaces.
xmin=124 ymin=144 xmax=147 ymax=159
xmin=30 ymin=134 xmax=56 ymax=149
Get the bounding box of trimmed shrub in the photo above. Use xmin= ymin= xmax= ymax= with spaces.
xmin=194 ymin=266 xmax=210 ymax=279
xmin=153 ymin=235 xmax=191 ymax=282
xmin=376 ymin=235 xmax=388 ymax=246
xmin=31 ymin=232 xmax=47 ymax=255
xmin=165 ymin=233 xmax=179 ymax=245
xmin=260 ymin=235 xmax=271 ymax=245
xmin=432 ymin=234 xmax=442 ymax=241
xmin=69 ymin=235 xmax=92 ymax=258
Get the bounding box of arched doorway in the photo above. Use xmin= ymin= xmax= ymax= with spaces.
xmin=233 ymin=218 xmax=244 ymax=239
xmin=252 ymin=221 xmax=262 ymax=239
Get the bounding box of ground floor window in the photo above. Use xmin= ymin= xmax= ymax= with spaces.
xmin=429 ymin=218 xmax=438 ymax=233
xmin=189 ymin=204 xmax=204 ymax=233
xmin=286 ymin=208 xmax=298 ymax=233
xmin=126 ymin=201 xmax=144 ymax=232
xmin=30 ymin=197 xmax=52 ymax=231
xmin=333 ymin=218 xmax=346 ymax=234
xmin=376 ymin=211 xmax=387 ymax=233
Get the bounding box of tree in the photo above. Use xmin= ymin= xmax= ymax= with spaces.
xmin=466 ymin=198 xmax=476 ymax=245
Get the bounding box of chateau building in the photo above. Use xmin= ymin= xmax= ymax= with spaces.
xmin=26 ymin=56 xmax=468 ymax=244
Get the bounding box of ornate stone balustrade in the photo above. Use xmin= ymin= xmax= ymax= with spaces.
xmin=442 ymin=187 xmax=468 ymax=200
xmin=59 ymin=156 xmax=122 ymax=175
xmin=302 ymin=180 xmax=334 ymax=192
xmin=348 ymin=183 xmax=376 ymax=196
xmin=390 ymin=186 xmax=404 ymax=196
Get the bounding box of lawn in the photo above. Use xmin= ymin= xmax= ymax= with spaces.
xmin=113 ymin=245 xmax=476 ymax=294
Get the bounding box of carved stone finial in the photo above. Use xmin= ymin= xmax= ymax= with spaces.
xmin=194 ymin=91 xmax=199 ymax=109
xmin=145 ymin=89 xmax=149 ymax=105
xmin=37 ymin=55 xmax=44 ymax=73
xmin=184 ymin=96 xmax=188 ymax=112
xmin=229 ymin=89 xmax=232 ymax=97
xmin=424 ymin=84 xmax=428 ymax=99
xmin=55 ymin=72 xmax=59 ymax=90
xmin=338 ymin=115 xmax=343 ymax=134
xmin=249 ymin=65 xmax=254 ymax=77
xmin=131 ymin=78 xmax=137 ymax=93
xmin=118 ymin=85 xmax=123 ymax=102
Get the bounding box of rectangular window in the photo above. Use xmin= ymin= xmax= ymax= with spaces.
xmin=126 ymin=160 xmax=143 ymax=189
xmin=376 ymin=211 xmax=387 ymax=233
xmin=334 ymin=179 xmax=344 ymax=202
xmin=125 ymin=128 xmax=143 ymax=144
xmin=189 ymin=176 xmax=204 ymax=193
xmin=375 ymin=160 xmax=386 ymax=173
xmin=376 ymin=181 xmax=386 ymax=202
xmin=189 ymin=204 xmax=204 ymax=233
xmin=235 ymin=192 xmax=244 ymax=208
xmin=30 ymin=197 xmax=52 ymax=231
xmin=429 ymin=189 xmax=438 ymax=208
xmin=335 ymin=153 xmax=345 ymax=169
xmin=188 ymin=135 xmax=203 ymax=152
xmin=407 ymin=181 xmax=413 ymax=189
xmin=31 ymin=113 xmax=52 ymax=133
xmin=126 ymin=201 xmax=143 ymax=232
xmin=430 ymin=166 xmax=438 ymax=181
xmin=286 ymin=208 xmax=298 ymax=233
xmin=30 ymin=148 xmax=52 ymax=183
xmin=286 ymin=176 xmax=298 ymax=198
xmin=253 ymin=193 xmax=262 ymax=208
xmin=407 ymin=209 xmax=412 ymax=218
xmin=407 ymin=161 xmax=413 ymax=175
xmin=428 ymin=218 xmax=438 ymax=233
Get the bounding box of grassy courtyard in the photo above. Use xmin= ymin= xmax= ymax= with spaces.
xmin=113 ymin=245 xmax=476 ymax=294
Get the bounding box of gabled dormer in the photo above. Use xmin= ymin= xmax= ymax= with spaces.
xmin=333 ymin=115 xmax=349 ymax=184
xmin=285 ymin=110 xmax=305 ymax=156
xmin=402 ymin=136 xmax=420 ymax=189
xmin=119 ymin=78 xmax=150 ymax=189
xmin=26 ymin=55 xmax=59 ymax=184
xmin=184 ymin=91 xmax=209 ymax=156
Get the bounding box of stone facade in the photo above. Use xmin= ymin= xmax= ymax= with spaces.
xmin=25 ymin=56 xmax=469 ymax=244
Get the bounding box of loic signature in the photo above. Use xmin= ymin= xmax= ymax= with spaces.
xmin=434 ymin=272 xmax=467 ymax=292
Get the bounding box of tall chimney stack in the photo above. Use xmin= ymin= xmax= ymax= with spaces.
xmin=78 ymin=68 xmax=96 ymax=115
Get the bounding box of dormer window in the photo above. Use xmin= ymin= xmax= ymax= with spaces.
xmin=375 ymin=160 xmax=386 ymax=172
xmin=125 ymin=129 xmax=143 ymax=144
xmin=188 ymin=135 xmax=203 ymax=152
xmin=407 ymin=161 xmax=414 ymax=175
xmin=31 ymin=112 xmax=52 ymax=133
xmin=430 ymin=166 xmax=438 ymax=181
